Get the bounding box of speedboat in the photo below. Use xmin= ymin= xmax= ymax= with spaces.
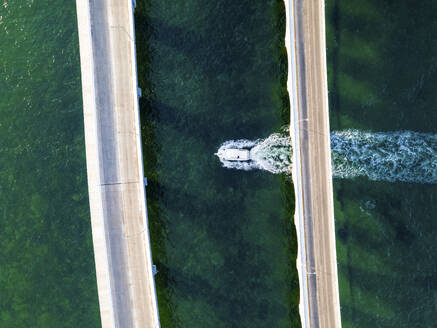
xmin=215 ymin=140 xmax=259 ymax=170
xmin=221 ymin=148 xmax=251 ymax=161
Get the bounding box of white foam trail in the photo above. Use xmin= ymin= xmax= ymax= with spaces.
xmin=331 ymin=130 xmax=437 ymax=184
xmin=216 ymin=129 xmax=437 ymax=184
xmin=250 ymin=133 xmax=293 ymax=174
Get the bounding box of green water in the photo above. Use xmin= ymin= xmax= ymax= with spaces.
xmin=135 ymin=0 xmax=299 ymax=327
xmin=326 ymin=0 xmax=437 ymax=326
xmin=0 ymin=1 xmax=99 ymax=326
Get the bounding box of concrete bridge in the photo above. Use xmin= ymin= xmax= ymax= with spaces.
xmin=74 ymin=0 xmax=340 ymax=326
xmin=285 ymin=0 xmax=342 ymax=327
xmin=75 ymin=0 xmax=160 ymax=327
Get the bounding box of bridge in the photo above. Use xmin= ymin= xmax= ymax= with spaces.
xmin=75 ymin=0 xmax=160 ymax=327
xmin=74 ymin=0 xmax=340 ymax=326
xmin=285 ymin=0 xmax=342 ymax=327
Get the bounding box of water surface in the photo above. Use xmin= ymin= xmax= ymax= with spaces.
xmin=135 ymin=1 xmax=300 ymax=327
xmin=326 ymin=1 xmax=437 ymax=326
xmin=0 ymin=1 xmax=100 ymax=326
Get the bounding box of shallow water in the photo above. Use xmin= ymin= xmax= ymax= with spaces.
xmin=134 ymin=1 xmax=300 ymax=327
xmin=326 ymin=1 xmax=437 ymax=327
xmin=0 ymin=1 xmax=99 ymax=327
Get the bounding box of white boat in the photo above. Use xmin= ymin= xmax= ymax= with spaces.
xmin=221 ymin=148 xmax=251 ymax=161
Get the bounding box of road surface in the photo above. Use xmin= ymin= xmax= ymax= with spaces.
xmin=75 ymin=0 xmax=160 ymax=327
xmin=285 ymin=0 xmax=342 ymax=327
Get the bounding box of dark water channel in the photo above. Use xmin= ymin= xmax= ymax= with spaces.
xmin=135 ymin=1 xmax=300 ymax=327
xmin=326 ymin=1 xmax=437 ymax=327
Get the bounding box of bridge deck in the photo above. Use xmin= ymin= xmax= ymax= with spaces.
xmin=285 ymin=0 xmax=342 ymax=327
xmin=76 ymin=0 xmax=160 ymax=327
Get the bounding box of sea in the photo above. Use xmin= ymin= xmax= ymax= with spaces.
xmin=0 ymin=0 xmax=100 ymax=327
xmin=134 ymin=0 xmax=299 ymax=327
xmin=326 ymin=0 xmax=437 ymax=327
xmin=2 ymin=0 xmax=434 ymax=327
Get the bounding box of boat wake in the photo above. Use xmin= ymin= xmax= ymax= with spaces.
xmin=216 ymin=132 xmax=292 ymax=174
xmin=216 ymin=129 xmax=437 ymax=184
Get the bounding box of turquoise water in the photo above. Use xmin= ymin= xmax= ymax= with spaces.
xmin=134 ymin=0 xmax=300 ymax=327
xmin=326 ymin=0 xmax=437 ymax=326
xmin=0 ymin=1 xmax=99 ymax=326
